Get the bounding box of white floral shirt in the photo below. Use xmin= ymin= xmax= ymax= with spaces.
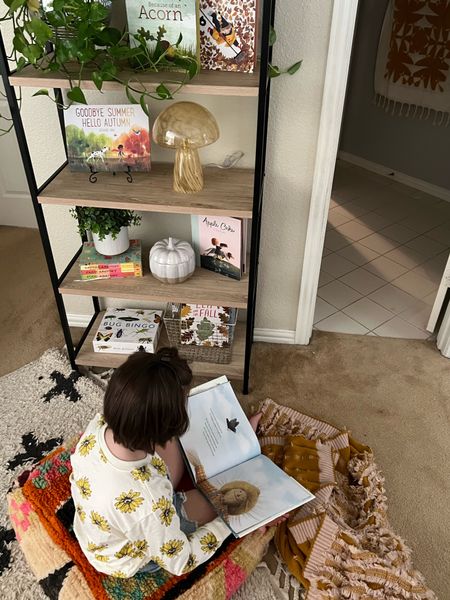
xmin=70 ymin=413 xmax=230 ymax=578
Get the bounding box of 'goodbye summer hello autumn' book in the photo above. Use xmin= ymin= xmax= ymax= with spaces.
xmin=65 ymin=104 xmax=151 ymax=172
xmin=179 ymin=377 xmax=314 ymax=538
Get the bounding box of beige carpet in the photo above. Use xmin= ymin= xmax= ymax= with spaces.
xmin=0 ymin=226 xmax=63 ymax=377
xmin=1 ymin=226 xmax=448 ymax=598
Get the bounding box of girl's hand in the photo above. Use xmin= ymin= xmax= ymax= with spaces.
xmin=258 ymin=512 xmax=290 ymax=533
xmin=249 ymin=412 xmax=263 ymax=433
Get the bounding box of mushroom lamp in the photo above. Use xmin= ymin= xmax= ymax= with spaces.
xmin=152 ymin=101 xmax=219 ymax=194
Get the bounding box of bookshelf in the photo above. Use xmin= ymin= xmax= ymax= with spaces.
xmin=59 ymin=259 xmax=249 ymax=308
xmin=10 ymin=62 xmax=260 ymax=97
xmin=38 ymin=163 xmax=254 ymax=218
xmin=76 ymin=311 xmax=246 ymax=379
xmin=0 ymin=1 xmax=274 ymax=393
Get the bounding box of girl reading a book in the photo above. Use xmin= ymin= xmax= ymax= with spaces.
xmin=70 ymin=348 xmax=230 ymax=578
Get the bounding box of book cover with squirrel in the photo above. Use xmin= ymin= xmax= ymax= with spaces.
xmin=180 ymin=377 xmax=314 ymax=537
xmin=65 ymin=104 xmax=151 ymax=172
xmin=199 ymin=0 xmax=257 ymax=73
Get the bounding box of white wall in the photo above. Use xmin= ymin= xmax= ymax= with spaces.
xmin=2 ymin=0 xmax=334 ymax=334
xmin=0 ymin=21 xmax=36 ymax=228
xmin=340 ymin=0 xmax=450 ymax=190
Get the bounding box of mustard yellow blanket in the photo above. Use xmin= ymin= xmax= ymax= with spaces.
xmin=258 ymin=399 xmax=436 ymax=600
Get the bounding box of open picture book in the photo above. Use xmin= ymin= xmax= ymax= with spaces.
xmin=179 ymin=376 xmax=314 ymax=537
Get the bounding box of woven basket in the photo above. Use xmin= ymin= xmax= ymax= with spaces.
xmin=163 ymin=304 xmax=237 ymax=364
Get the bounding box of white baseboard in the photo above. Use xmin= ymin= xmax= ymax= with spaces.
xmin=338 ymin=151 xmax=450 ymax=203
xmin=0 ymin=193 xmax=37 ymax=228
xmin=253 ymin=328 xmax=296 ymax=344
xmin=68 ymin=314 xmax=92 ymax=328
xmin=67 ymin=314 xmax=297 ymax=345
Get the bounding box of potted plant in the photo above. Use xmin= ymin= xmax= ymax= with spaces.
xmin=0 ymin=0 xmax=302 ymax=137
xmin=70 ymin=207 xmax=141 ymax=255
xmin=0 ymin=0 xmax=199 ymax=133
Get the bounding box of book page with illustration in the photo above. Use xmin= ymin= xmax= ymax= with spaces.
xmin=197 ymin=454 xmax=315 ymax=537
xmin=181 ymin=377 xmax=260 ymax=481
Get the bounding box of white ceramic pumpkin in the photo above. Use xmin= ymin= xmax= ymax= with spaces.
xmin=149 ymin=237 xmax=196 ymax=284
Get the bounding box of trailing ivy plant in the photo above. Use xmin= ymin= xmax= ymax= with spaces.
xmin=268 ymin=27 xmax=302 ymax=78
xmin=0 ymin=3 xmax=301 ymax=134
xmin=70 ymin=206 xmax=141 ymax=240
xmin=0 ymin=0 xmax=199 ymax=117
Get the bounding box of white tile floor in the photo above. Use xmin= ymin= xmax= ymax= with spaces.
xmin=314 ymin=161 xmax=450 ymax=339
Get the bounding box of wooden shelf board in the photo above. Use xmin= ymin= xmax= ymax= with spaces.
xmin=38 ymin=163 xmax=254 ymax=218
xmin=10 ymin=64 xmax=259 ymax=97
xmin=75 ymin=311 xmax=245 ymax=379
xmin=59 ymin=262 xmax=248 ymax=308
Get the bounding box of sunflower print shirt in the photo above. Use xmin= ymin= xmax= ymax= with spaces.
xmin=70 ymin=413 xmax=230 ymax=578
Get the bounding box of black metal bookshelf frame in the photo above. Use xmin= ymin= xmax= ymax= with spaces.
xmin=0 ymin=0 xmax=274 ymax=394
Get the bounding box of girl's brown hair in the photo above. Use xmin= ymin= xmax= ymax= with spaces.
xmin=103 ymin=347 xmax=192 ymax=453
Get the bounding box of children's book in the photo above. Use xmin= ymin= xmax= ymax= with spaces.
xmin=199 ymin=0 xmax=257 ymax=73
xmin=125 ymin=0 xmax=200 ymax=64
xmin=65 ymin=104 xmax=151 ymax=172
xmin=93 ymin=308 xmax=163 ymax=354
xmin=79 ymin=239 xmax=143 ymax=280
xmin=180 ymin=304 xmax=235 ymax=346
xmin=179 ymin=376 xmax=315 ymax=538
xmin=191 ymin=215 xmax=245 ymax=281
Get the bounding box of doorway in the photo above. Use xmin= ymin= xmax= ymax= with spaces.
xmin=296 ymin=0 xmax=450 ymax=344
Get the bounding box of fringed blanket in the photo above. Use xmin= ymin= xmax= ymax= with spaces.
xmin=257 ymin=399 xmax=437 ymax=600
xmin=374 ymin=0 xmax=450 ymax=124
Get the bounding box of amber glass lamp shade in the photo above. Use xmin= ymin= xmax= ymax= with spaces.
xmin=152 ymin=101 xmax=220 ymax=194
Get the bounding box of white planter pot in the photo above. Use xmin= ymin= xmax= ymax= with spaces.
xmin=92 ymin=227 xmax=130 ymax=256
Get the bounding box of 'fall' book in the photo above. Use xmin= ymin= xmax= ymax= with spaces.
xmin=180 ymin=304 xmax=235 ymax=346
xmin=180 ymin=376 xmax=314 ymax=537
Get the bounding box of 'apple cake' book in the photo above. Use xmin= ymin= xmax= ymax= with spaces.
xmin=179 ymin=376 xmax=314 ymax=538
xmin=191 ymin=215 xmax=246 ymax=281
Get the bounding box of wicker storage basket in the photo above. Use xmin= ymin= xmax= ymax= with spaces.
xmin=163 ymin=303 xmax=237 ymax=364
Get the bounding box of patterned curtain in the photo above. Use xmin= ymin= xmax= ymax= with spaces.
xmin=374 ymin=0 xmax=450 ymax=125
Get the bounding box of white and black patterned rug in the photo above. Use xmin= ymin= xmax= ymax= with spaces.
xmin=0 ymin=349 xmax=303 ymax=600
xmin=0 ymin=349 xmax=103 ymax=599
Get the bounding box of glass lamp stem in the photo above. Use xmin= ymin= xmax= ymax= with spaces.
xmin=174 ymin=139 xmax=203 ymax=193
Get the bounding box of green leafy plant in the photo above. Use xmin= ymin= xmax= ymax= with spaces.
xmin=0 ymin=5 xmax=301 ymax=134
xmin=0 ymin=0 xmax=199 ymax=120
xmin=70 ymin=206 xmax=141 ymax=240
xmin=268 ymin=27 xmax=302 ymax=78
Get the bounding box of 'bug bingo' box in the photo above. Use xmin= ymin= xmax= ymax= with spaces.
xmin=93 ymin=308 xmax=163 ymax=354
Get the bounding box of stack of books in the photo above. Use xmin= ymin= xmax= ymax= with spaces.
xmin=79 ymin=239 xmax=142 ymax=280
